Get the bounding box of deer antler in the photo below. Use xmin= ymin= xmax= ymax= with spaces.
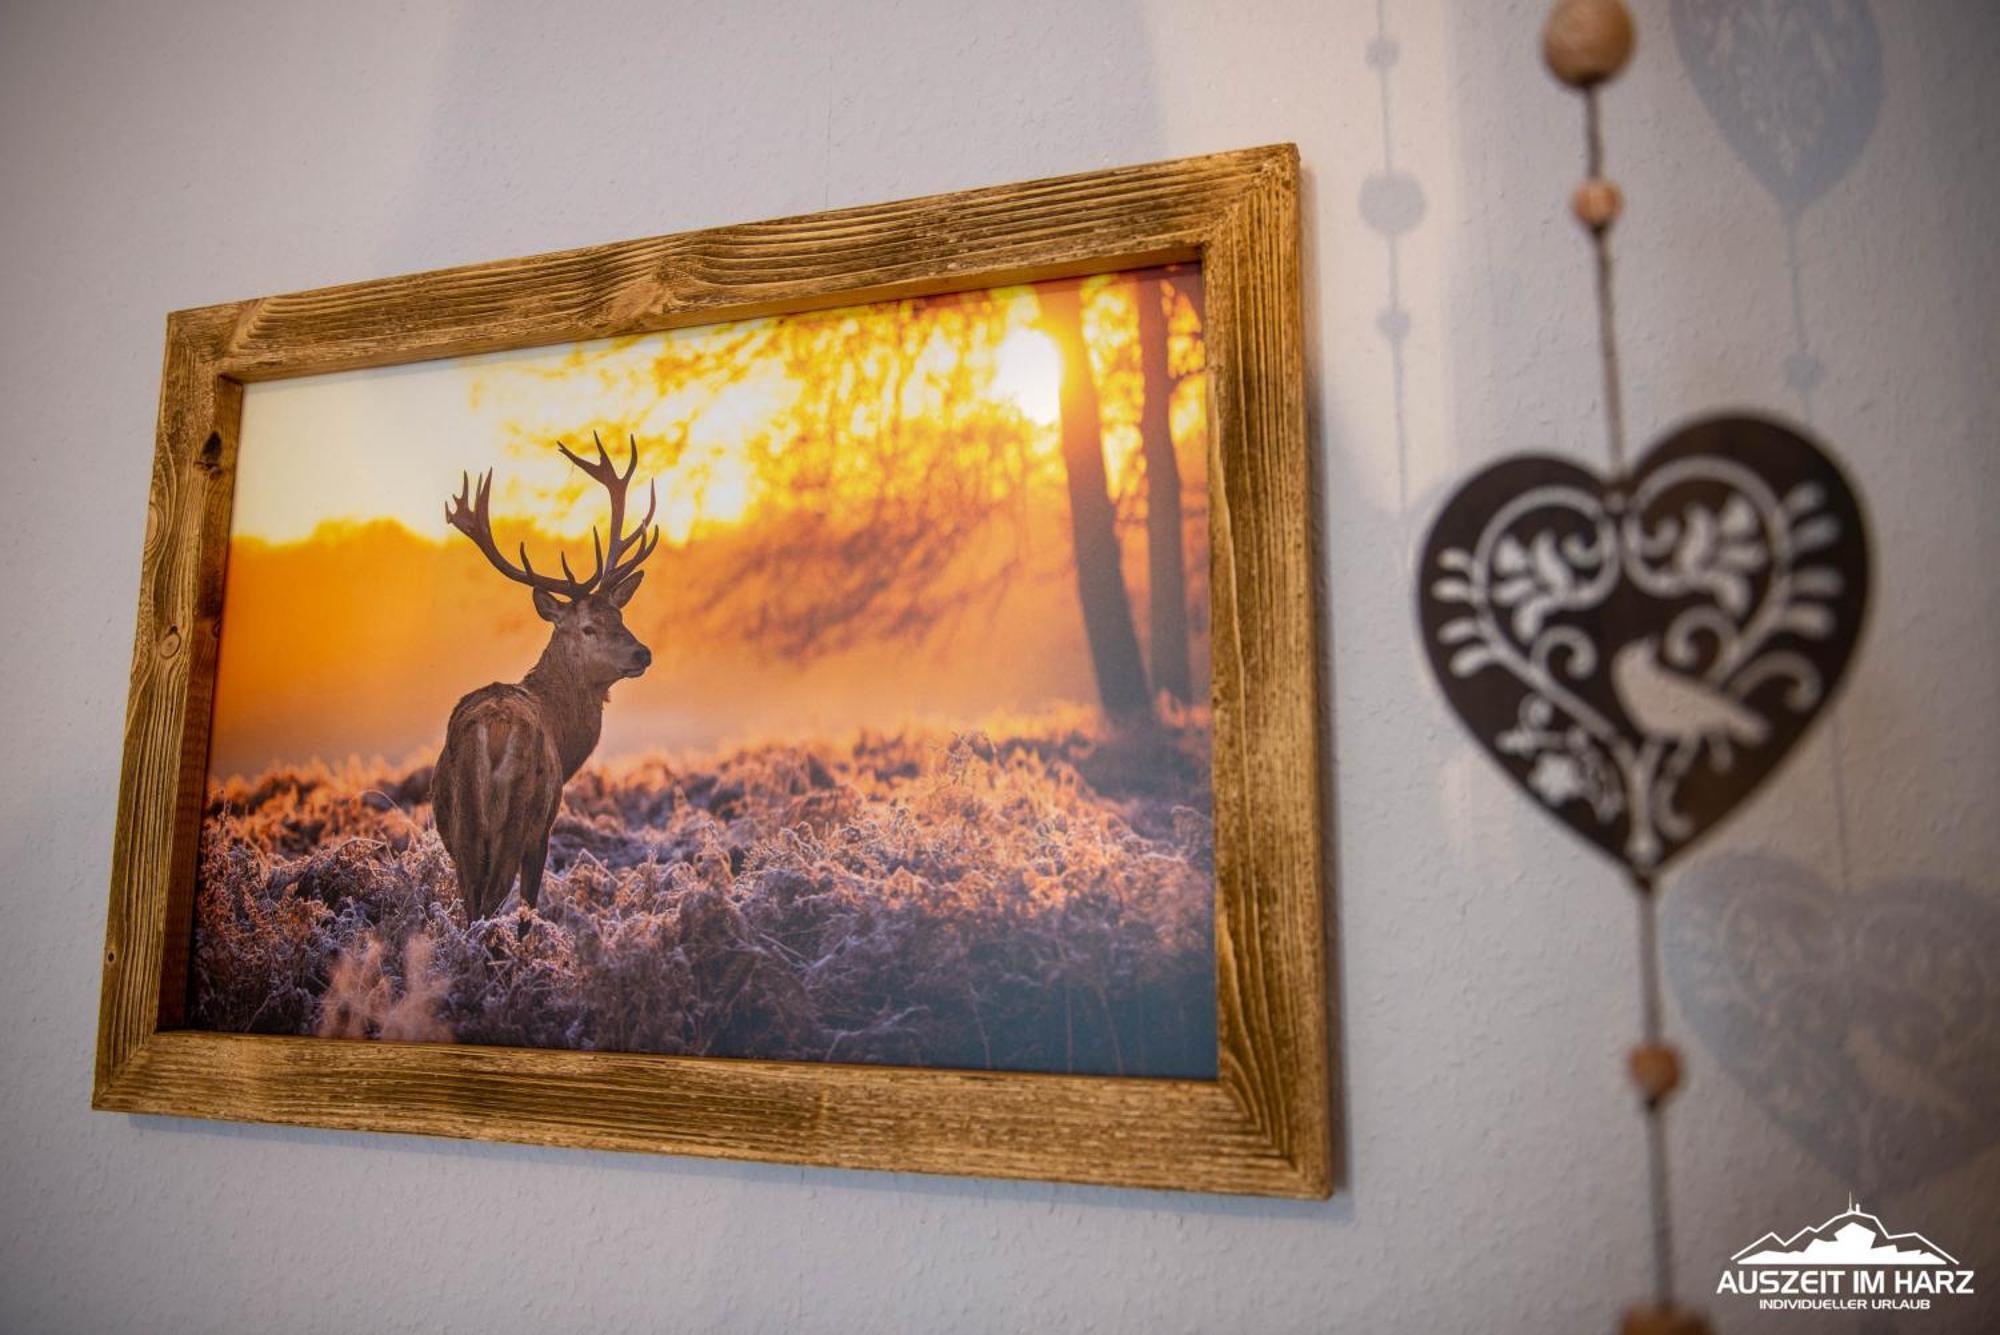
xmin=554 ymin=432 xmax=659 ymax=592
xmin=445 ymin=434 xmax=659 ymax=603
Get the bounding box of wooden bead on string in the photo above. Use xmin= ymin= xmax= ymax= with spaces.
xmin=1620 ymin=1304 xmax=1714 ymax=1335
xmin=1572 ymin=178 xmax=1623 ymax=230
xmin=1628 ymin=1042 xmax=1681 ymax=1104
xmin=1542 ymin=0 xmax=1635 ymax=88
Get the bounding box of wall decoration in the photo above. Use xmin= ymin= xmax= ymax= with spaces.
xmin=191 ymin=267 xmax=1219 ymax=1082
xmin=1419 ymin=416 xmax=1867 ymax=875
xmin=92 ymin=146 xmax=1332 ymax=1197
xmin=1418 ymin=4 xmax=1872 ymax=1330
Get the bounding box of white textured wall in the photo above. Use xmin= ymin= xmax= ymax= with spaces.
xmin=2 ymin=1 xmax=1995 ymax=1330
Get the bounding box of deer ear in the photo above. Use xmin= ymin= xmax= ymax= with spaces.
xmin=605 ymin=569 xmax=645 ymax=608
xmin=532 ymin=588 xmax=565 ymax=622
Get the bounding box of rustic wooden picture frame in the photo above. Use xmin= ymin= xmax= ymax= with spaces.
xmin=93 ymin=144 xmax=1331 ymax=1197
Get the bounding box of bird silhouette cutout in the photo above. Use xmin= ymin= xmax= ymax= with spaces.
xmin=1611 ymin=636 xmax=1769 ymax=748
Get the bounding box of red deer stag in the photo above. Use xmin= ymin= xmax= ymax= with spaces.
xmin=433 ymin=435 xmax=659 ymax=927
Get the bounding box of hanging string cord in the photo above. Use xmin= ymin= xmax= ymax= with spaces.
xmin=1634 ymin=874 xmax=1675 ymax=1306
xmin=1634 ymin=877 xmax=1662 ymax=1047
xmin=1584 ymin=88 xmax=1629 ymax=476
xmin=1590 ymin=79 xmax=1673 ymax=1307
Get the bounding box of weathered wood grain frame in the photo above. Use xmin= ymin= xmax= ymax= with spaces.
xmin=93 ymin=144 xmax=1331 ymax=1197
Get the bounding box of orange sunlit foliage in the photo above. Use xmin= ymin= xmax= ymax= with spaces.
xmin=207 ymin=266 xmax=1209 ymax=780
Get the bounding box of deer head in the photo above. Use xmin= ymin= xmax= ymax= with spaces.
xmin=445 ymin=433 xmax=660 ymax=689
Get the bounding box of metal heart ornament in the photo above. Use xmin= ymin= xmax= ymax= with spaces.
xmin=1418 ymin=415 xmax=1868 ymax=875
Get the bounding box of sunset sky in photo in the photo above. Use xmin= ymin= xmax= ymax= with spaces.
xmin=209 ymin=266 xmax=1210 ymax=778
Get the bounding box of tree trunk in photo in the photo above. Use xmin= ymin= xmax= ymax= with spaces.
xmin=1133 ymin=275 xmax=1192 ymax=704
xmin=1040 ymin=283 xmax=1151 ymax=718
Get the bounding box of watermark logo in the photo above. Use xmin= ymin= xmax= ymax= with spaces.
xmin=1716 ymin=1195 xmax=1976 ymax=1315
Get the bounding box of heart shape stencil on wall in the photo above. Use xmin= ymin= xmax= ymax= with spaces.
xmin=1418 ymin=416 xmax=1868 ymax=874
xmin=1664 ymin=855 xmax=2000 ymax=1195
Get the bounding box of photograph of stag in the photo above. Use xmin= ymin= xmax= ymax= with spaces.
xmin=191 ymin=264 xmax=1217 ymax=1076
xmin=434 ymin=438 xmax=658 ymax=927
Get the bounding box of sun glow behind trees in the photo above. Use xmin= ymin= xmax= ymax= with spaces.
xmin=991 ymin=326 xmax=1064 ymax=426
xmin=210 ymin=266 xmax=1208 ymax=777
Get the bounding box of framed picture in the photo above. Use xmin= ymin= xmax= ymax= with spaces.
xmin=93 ymin=144 xmax=1330 ymax=1196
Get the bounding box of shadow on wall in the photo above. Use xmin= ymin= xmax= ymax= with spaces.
xmin=1662 ymin=852 xmax=2000 ymax=1200
xmin=1671 ymin=0 xmax=1883 ymax=414
xmin=1299 ymin=0 xmax=1438 ymax=1207
xmin=1356 ymin=0 xmax=1427 ymax=518
xmin=133 ymin=1104 xmax=1354 ymax=1222
xmin=1672 ymin=0 xmax=1882 ymax=220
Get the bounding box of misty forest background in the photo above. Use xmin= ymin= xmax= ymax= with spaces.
xmin=193 ymin=267 xmax=1219 ymax=1076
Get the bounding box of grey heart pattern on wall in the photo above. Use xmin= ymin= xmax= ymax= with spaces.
xmin=1664 ymin=855 xmax=2000 ymax=1196
xmin=1417 ymin=416 xmax=1869 ymax=875
xmin=1670 ymin=0 xmax=1883 ymax=218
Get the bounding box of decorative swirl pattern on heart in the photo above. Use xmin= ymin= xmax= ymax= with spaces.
xmin=1418 ymin=416 xmax=1869 ymax=874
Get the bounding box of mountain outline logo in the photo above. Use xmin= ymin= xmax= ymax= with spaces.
xmin=1731 ymin=1195 xmax=1957 ymax=1267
